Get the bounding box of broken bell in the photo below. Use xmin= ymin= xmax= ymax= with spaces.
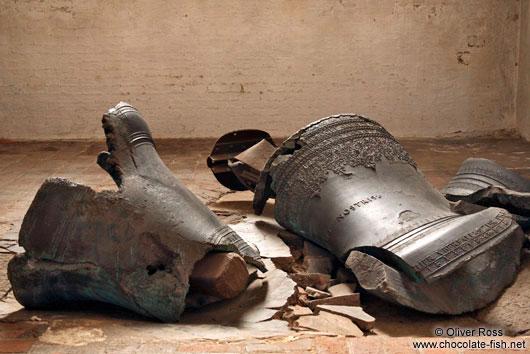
xmin=8 ymin=102 xmax=264 ymax=322
xmin=443 ymin=157 xmax=530 ymax=230
xmin=209 ymin=114 xmax=524 ymax=314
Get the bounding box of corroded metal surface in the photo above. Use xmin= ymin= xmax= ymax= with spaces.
xmin=346 ymin=225 xmax=523 ymax=315
xmin=214 ymin=114 xmax=524 ymax=313
xmin=443 ymin=158 xmax=530 ymax=230
xmin=8 ymin=102 xmax=264 ymax=322
xmin=443 ymin=157 xmax=530 ymax=198
xmin=253 ymin=115 xmax=522 ymax=284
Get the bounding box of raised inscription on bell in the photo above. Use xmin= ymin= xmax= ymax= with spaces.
xmin=413 ymin=209 xmax=511 ymax=278
xmin=336 ymin=195 xmax=382 ymax=222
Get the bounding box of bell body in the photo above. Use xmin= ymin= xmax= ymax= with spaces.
xmin=252 ymin=114 xmax=523 ymax=313
xmin=282 ymin=160 xmax=514 ymax=282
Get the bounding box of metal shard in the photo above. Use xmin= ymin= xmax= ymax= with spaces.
xmin=207 ymin=130 xmax=276 ymax=191
xmin=8 ymin=102 xmax=264 ymax=322
xmin=443 ymin=158 xmax=530 ymax=230
xmin=443 ymin=157 xmax=530 ymax=198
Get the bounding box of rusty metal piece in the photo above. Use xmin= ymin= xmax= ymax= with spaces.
xmin=212 ymin=114 xmax=524 ymax=314
xmin=8 ymin=102 xmax=264 ymax=322
xmin=207 ymin=130 xmax=276 ymax=191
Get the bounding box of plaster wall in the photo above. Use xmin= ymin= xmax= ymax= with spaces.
xmin=517 ymin=0 xmax=530 ymax=140
xmin=0 ymin=0 xmax=521 ymax=140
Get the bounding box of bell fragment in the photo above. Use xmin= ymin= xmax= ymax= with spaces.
xmin=443 ymin=157 xmax=530 ymax=198
xmin=207 ymin=129 xmax=276 ymax=192
xmin=443 ymin=158 xmax=530 ymax=230
xmin=8 ymin=102 xmax=264 ymax=322
xmin=211 ymin=114 xmax=525 ymax=314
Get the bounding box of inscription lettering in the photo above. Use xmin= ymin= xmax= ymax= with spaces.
xmin=414 ymin=210 xmax=510 ymax=277
xmin=336 ymin=195 xmax=382 ymax=222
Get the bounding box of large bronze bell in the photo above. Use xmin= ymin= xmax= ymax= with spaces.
xmin=210 ymin=114 xmax=524 ymax=314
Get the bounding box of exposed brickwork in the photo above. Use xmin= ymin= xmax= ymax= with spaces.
xmin=0 ymin=340 xmax=34 ymax=353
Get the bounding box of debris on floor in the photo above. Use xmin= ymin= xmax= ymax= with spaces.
xmin=289 ymin=273 xmax=331 ymax=291
xmin=229 ymin=215 xmax=292 ymax=259
xmin=305 ymin=294 xmax=362 ymax=310
xmin=305 ymin=287 xmax=331 ymax=300
xmin=281 ymin=305 xmax=313 ymax=322
xmin=176 ymin=189 xmax=376 ymax=338
xmin=328 ymin=283 xmax=357 ymax=297
xmin=302 ymin=240 xmax=338 ymax=275
xmin=314 ymin=305 xmax=375 ymax=331
xmin=183 ymin=267 xmax=297 ymax=325
xmin=294 ymin=311 xmax=364 ymax=337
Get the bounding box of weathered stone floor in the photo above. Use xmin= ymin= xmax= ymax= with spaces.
xmin=0 ymin=137 xmax=529 ymax=353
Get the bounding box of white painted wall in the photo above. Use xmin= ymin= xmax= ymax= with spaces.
xmin=0 ymin=0 xmax=522 ymax=140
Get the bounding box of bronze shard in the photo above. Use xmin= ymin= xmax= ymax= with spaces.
xmin=443 ymin=158 xmax=530 ymax=230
